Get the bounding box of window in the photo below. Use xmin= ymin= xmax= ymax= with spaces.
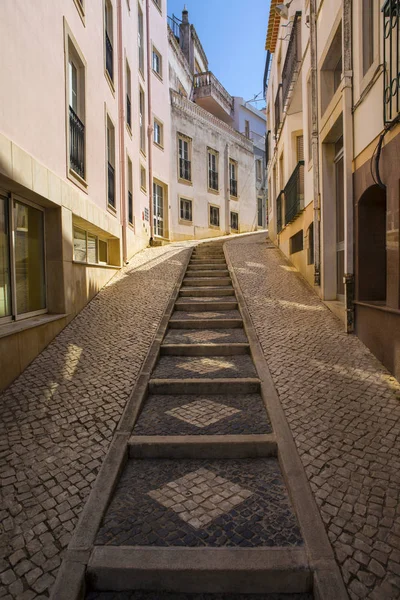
xmin=289 ymin=230 xmax=303 ymax=254
xmin=0 ymin=195 xmax=46 ymax=322
xmin=73 ymin=226 xmax=109 ymax=265
xmin=244 ymin=120 xmax=250 ymax=139
xmin=229 ymin=160 xmax=238 ymax=197
xmin=230 ymin=211 xmax=239 ymax=231
xmin=153 ymin=118 xmax=163 ymax=147
xmin=208 ymin=148 xmax=219 ymax=191
xmin=178 ymin=134 xmax=191 ymax=181
xmin=140 ymin=164 xmax=147 ymax=191
xmin=126 ymin=61 xmax=132 ymax=130
xmin=362 ymin=0 xmax=374 ymax=75
xmin=256 ymin=159 xmax=262 ymax=181
xmin=180 ymin=197 xmax=193 ymax=222
xmin=73 ymin=0 xmax=85 ymax=21
xmin=105 ymin=0 xmax=114 ymax=82
xmin=152 ymin=46 xmax=162 ymax=78
xmin=139 ymin=87 xmax=146 ymax=154
xmin=307 ymin=78 xmax=312 ymax=162
xmin=258 ymin=197 xmax=264 ymax=227
xmin=209 ymin=205 xmax=220 ymax=227
xmin=138 ymin=5 xmax=144 ymax=75
xmin=152 ymin=0 xmax=161 ymax=10
xmin=127 ymin=157 xmax=133 ymax=226
xmin=307 ymin=222 xmax=314 ymax=265
xmin=320 ymin=23 xmax=342 ymax=114
xmin=67 ymin=43 xmax=85 ymax=180
xmin=106 ymin=116 xmax=115 ymax=209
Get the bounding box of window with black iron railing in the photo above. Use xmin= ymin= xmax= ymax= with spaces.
xmin=69 ymin=106 xmax=85 ymax=179
xmin=179 ymin=158 xmax=191 ymax=181
xmin=230 ymin=179 xmax=238 ymax=197
xmin=383 ymin=0 xmax=400 ymax=124
xmin=281 ymin=12 xmax=302 ymax=109
xmin=275 ymin=84 xmax=282 ymax=137
xmin=106 ymin=32 xmax=113 ymax=81
xmin=284 ymin=161 xmax=304 ymax=225
xmin=108 ymin=161 xmax=115 ymax=208
xmin=276 ymin=191 xmax=284 ymax=234
xmin=127 ymin=95 xmax=131 ymax=129
xmin=209 ymin=170 xmax=218 ymax=191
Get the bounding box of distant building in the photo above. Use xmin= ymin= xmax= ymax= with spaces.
xmin=233 ymin=97 xmax=268 ymax=229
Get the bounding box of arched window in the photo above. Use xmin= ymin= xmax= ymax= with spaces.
xmin=357 ymin=185 xmax=387 ymax=302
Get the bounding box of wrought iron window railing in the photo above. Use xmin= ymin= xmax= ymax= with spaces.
xmin=106 ymin=32 xmax=113 ymax=81
xmin=179 ymin=158 xmax=191 ymax=181
xmin=167 ymin=14 xmax=181 ymax=41
xmin=127 ymin=95 xmax=131 ymax=129
xmin=209 ymin=170 xmax=219 ymax=191
xmin=275 ymin=84 xmax=282 ymax=136
xmin=230 ymin=179 xmax=237 ymax=197
xmin=282 ymin=12 xmax=302 ymax=109
xmin=284 ymin=161 xmax=305 ymax=225
xmin=276 ymin=190 xmax=284 ymax=234
xmin=108 ymin=162 xmax=115 ymax=208
xmin=383 ymin=0 xmax=400 ymax=124
xmin=69 ymin=107 xmax=85 ymax=179
xmin=266 ymin=130 xmax=271 ymax=165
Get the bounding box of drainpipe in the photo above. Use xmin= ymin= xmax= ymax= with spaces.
xmin=342 ymin=1 xmax=354 ymax=332
xmin=117 ymin=0 xmax=127 ymax=263
xmin=146 ymin=0 xmax=154 ymax=242
xmin=309 ymin=0 xmax=321 ymax=286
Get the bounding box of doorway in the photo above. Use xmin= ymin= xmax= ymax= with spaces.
xmin=153 ymin=182 xmax=164 ymax=238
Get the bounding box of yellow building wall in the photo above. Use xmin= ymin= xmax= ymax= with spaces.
xmin=277 ymin=202 xmax=314 ymax=287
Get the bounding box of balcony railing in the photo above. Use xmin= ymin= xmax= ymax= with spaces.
xmin=383 ymin=0 xmax=400 ymax=123
xmin=230 ymin=179 xmax=238 ymax=197
xmin=194 ymin=71 xmax=234 ymax=113
xmin=127 ymin=95 xmax=131 ymax=129
xmin=106 ymin=32 xmax=113 ymax=81
xmin=108 ymin=162 xmax=115 ymax=208
xmin=167 ymin=14 xmax=181 ymax=41
xmin=284 ymin=161 xmax=305 ymax=225
xmin=277 ymin=191 xmax=284 ymax=234
xmin=266 ymin=130 xmax=271 ymax=165
xmin=209 ymin=170 xmax=218 ymax=191
xmin=275 ymin=84 xmax=282 ymax=136
xmin=282 ymin=12 xmax=302 ymax=109
xmin=179 ymin=158 xmax=191 ymax=181
xmin=69 ymin=106 xmax=85 ymax=179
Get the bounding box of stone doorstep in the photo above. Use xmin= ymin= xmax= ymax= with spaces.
xmin=87 ymin=547 xmax=312 ymax=594
xmin=182 ymin=278 xmax=232 ymax=287
xmin=168 ymin=319 xmax=243 ymax=329
xmin=160 ymin=343 xmax=250 ymax=356
xmin=148 ymin=378 xmax=260 ymax=395
xmin=128 ymin=434 xmax=277 ymax=459
xmin=179 ymin=288 xmax=235 ymax=297
xmin=175 ymin=302 xmax=238 ymax=312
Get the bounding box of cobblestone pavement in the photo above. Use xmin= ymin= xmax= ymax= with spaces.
xmin=152 ymin=355 xmax=257 ymax=379
xmin=163 ymin=329 xmax=248 ymax=345
xmin=86 ymin=592 xmax=313 ymax=599
xmin=132 ymin=393 xmax=272 ymax=436
xmin=0 ymin=243 xmax=192 ymax=599
xmin=95 ymin=459 xmax=303 ymax=547
xmin=226 ymin=233 xmax=400 ymax=600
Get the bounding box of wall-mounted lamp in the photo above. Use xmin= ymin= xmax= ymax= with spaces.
xmin=275 ymin=0 xmax=293 ymax=20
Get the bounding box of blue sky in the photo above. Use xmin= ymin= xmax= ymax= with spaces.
xmin=167 ymin=0 xmax=270 ymax=108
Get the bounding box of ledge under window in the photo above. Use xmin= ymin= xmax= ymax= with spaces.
xmin=0 ymin=314 xmax=68 ymax=340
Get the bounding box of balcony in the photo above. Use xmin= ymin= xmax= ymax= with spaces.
xmin=275 ymin=84 xmax=282 ymax=136
xmin=383 ymin=0 xmax=400 ymax=124
xmin=284 ymin=161 xmax=305 ymax=225
xmin=106 ymin=32 xmax=113 ymax=82
xmin=69 ymin=107 xmax=85 ymax=179
xmin=276 ymin=190 xmax=284 ymax=234
xmin=193 ymin=71 xmax=234 ymax=125
xmin=108 ymin=162 xmax=115 ymax=208
xmin=281 ymin=12 xmax=302 ymax=113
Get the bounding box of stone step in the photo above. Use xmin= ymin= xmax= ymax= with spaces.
xmin=163 ymin=329 xmax=248 ymax=345
xmin=190 ymin=259 xmax=227 ymax=265
xmin=176 ymin=296 xmax=237 ymax=303
xmin=192 ymin=254 xmax=225 ymax=259
xmin=180 ymin=287 xmax=235 ymax=297
xmin=151 ymin=355 xmax=257 ymax=380
xmin=148 ymin=378 xmax=260 ymax=395
xmin=169 ymin=310 xmax=243 ymax=329
xmin=160 ymin=343 xmax=250 ymax=356
xmin=182 ymin=278 xmax=232 ymax=287
xmin=187 ymin=264 xmax=228 ymax=270
xmin=175 ymin=301 xmax=238 ymax=312
xmin=186 ymin=270 xmax=229 ymax=277
xmin=86 ymin=590 xmax=314 ymax=599
xmin=128 ymin=434 xmax=277 ymax=459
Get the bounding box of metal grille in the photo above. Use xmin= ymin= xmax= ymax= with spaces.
xmin=276 ymin=191 xmax=284 ymax=234
xmin=281 ymin=12 xmax=302 ymax=109
xmin=284 ymin=161 xmax=304 ymax=225
xmin=383 ymin=0 xmax=400 ymax=123
xmin=69 ymin=107 xmax=85 ymax=179
xmin=275 ymin=84 xmax=282 ymax=136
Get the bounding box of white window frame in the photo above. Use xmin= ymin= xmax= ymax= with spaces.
xmin=152 ymin=45 xmax=162 ymax=79
xmin=73 ymin=225 xmax=109 ymax=266
xmin=153 ymin=117 xmax=164 ymax=148
xmin=140 ymin=164 xmax=147 ymax=192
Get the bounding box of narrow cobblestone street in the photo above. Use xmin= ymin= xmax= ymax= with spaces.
xmin=1 ymin=233 xmax=400 ymax=599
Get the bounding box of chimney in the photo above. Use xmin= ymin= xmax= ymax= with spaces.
xmin=179 ymin=6 xmax=194 ymax=72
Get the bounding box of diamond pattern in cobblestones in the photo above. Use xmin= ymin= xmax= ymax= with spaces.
xmin=165 ymin=399 xmax=241 ymax=428
xmin=163 ymin=329 xmax=247 ymax=345
xmin=226 ymin=233 xmax=400 ymax=600
xmin=133 ymin=394 xmax=271 ymax=436
xmin=152 ymin=356 xmax=257 ymax=379
xmin=0 ymin=243 xmax=191 ymax=599
xmin=170 ymin=310 xmax=241 ymax=320
xmin=95 ymin=458 xmax=303 ymax=547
